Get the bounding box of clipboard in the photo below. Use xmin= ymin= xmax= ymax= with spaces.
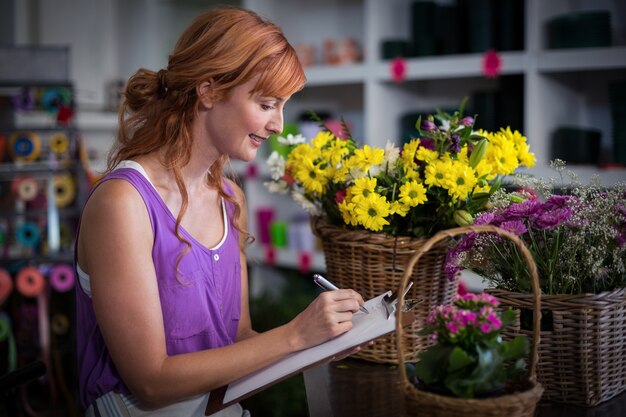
xmin=205 ymin=291 xmax=417 ymax=416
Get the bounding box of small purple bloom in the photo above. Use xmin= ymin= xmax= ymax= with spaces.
xmin=449 ymin=134 xmax=461 ymax=154
xmin=421 ymin=119 xmax=437 ymax=132
xmin=543 ymin=195 xmax=572 ymax=210
xmin=474 ymin=212 xmax=495 ymax=225
xmin=532 ymin=207 xmax=572 ymax=230
xmin=459 ymin=116 xmax=474 ymax=126
xmin=504 ymin=199 xmax=542 ymax=220
xmin=480 ymin=323 xmax=492 ymax=333
xmin=419 ymin=137 xmax=435 ymax=150
xmin=499 ymin=220 xmax=528 ymax=236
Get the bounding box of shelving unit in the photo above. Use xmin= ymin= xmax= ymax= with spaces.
xmin=240 ymin=0 xmax=626 ymax=276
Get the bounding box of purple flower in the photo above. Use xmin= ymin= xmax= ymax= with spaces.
xmin=543 ymin=195 xmax=572 ymax=210
xmin=480 ymin=323 xmax=492 ymax=333
xmin=448 ymin=134 xmax=461 ymax=154
xmin=459 ymin=116 xmax=474 ymax=126
xmin=499 ymin=220 xmax=528 ymax=236
xmin=419 ymin=137 xmax=435 ymax=150
xmin=532 ymin=207 xmax=572 ymax=230
xmin=504 ymin=199 xmax=542 ymax=220
xmin=474 ymin=212 xmax=495 ymax=225
xmin=421 ymin=119 xmax=437 ymax=132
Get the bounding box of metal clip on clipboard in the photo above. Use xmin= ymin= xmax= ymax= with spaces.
xmin=382 ymin=281 xmax=421 ymax=320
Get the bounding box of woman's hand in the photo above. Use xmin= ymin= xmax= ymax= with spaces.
xmin=286 ymin=289 xmax=366 ymax=351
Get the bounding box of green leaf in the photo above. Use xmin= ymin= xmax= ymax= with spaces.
xmin=448 ymin=347 xmax=475 ymax=372
xmin=502 ymin=336 xmax=529 ymax=361
xmin=413 ymin=345 xmax=452 ymax=385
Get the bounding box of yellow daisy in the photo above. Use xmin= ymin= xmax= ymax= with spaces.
xmin=399 ymin=180 xmax=428 ymax=207
xmin=354 ymin=193 xmax=391 ymax=232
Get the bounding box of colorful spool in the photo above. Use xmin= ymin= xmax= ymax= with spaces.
xmin=49 ymin=133 xmax=70 ymax=154
xmin=51 ymin=314 xmax=69 ymax=336
xmin=41 ymin=87 xmax=72 ymax=114
xmin=0 ymin=312 xmax=17 ymax=372
xmin=15 ymin=221 xmax=41 ymax=247
xmin=53 ymin=174 xmax=76 ymax=208
xmin=12 ymin=176 xmax=39 ymax=201
xmin=49 ymin=264 xmax=75 ymax=292
xmin=0 ymin=133 xmax=5 ymax=162
xmin=8 ymin=131 xmax=41 ymax=162
xmin=16 ymin=266 xmax=46 ymax=297
xmin=0 ymin=268 xmax=13 ymax=304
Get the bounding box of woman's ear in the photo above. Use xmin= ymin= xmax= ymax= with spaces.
xmin=197 ymin=80 xmax=214 ymax=109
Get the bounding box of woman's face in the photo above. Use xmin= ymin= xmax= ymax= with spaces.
xmin=201 ymin=77 xmax=289 ymax=162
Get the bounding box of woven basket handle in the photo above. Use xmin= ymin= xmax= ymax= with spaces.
xmin=395 ymin=225 xmax=541 ymax=386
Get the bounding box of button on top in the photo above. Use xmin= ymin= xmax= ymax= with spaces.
xmin=213 ymin=254 xmax=220 ymax=261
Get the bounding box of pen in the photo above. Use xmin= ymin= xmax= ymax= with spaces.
xmin=313 ymin=274 xmax=369 ymax=314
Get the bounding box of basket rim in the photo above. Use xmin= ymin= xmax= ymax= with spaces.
xmin=395 ymin=225 xmax=542 ymax=395
xmin=310 ymin=216 xmax=448 ymax=250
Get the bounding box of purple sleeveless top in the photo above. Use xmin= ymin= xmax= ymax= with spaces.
xmin=75 ymin=167 xmax=242 ymax=409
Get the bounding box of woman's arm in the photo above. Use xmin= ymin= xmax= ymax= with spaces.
xmin=78 ymin=180 xmax=364 ymax=409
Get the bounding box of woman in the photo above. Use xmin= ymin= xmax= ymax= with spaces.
xmin=75 ymin=7 xmax=365 ymax=416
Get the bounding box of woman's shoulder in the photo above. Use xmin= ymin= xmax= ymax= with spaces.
xmin=222 ymin=177 xmax=245 ymax=205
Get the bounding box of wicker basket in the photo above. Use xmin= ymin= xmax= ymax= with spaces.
xmin=487 ymin=287 xmax=626 ymax=406
xmin=311 ymin=217 xmax=459 ymax=364
xmin=396 ymin=225 xmax=544 ymax=417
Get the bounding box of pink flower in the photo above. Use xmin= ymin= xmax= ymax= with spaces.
xmin=446 ymin=321 xmax=459 ymax=334
xmin=480 ymin=323 xmax=492 ymax=333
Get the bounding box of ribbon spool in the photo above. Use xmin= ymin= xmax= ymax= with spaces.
xmin=12 ymin=88 xmax=36 ymax=111
xmin=0 ymin=268 xmax=13 ymax=304
xmin=49 ymin=264 xmax=75 ymax=293
xmin=49 ymin=133 xmax=70 ymax=154
xmin=41 ymin=87 xmax=72 ymax=115
xmin=51 ymin=314 xmax=69 ymax=336
xmin=16 ymin=221 xmax=41 ymax=248
xmin=8 ymin=131 xmax=41 ymax=162
xmin=53 ymin=174 xmax=76 ymax=208
xmin=16 ymin=266 xmax=46 ymax=297
xmin=0 ymin=133 xmax=5 ymax=162
xmin=0 ymin=312 xmax=17 ymax=372
xmin=12 ymin=176 xmax=39 ymax=201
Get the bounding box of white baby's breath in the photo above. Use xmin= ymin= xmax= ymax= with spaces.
xmin=266 ymin=150 xmax=285 ymax=181
xmin=277 ymin=133 xmax=306 ymax=146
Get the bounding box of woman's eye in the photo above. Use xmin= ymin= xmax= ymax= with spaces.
xmin=261 ymin=103 xmax=275 ymax=111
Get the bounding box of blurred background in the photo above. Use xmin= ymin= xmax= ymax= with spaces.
xmin=0 ymin=1 xmax=625 ymax=416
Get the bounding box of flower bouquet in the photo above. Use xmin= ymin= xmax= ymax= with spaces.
xmin=264 ymin=104 xmax=537 ymax=364
xmin=445 ymin=161 xmax=626 ymax=405
xmin=266 ymin=104 xmax=536 ymax=237
xmin=409 ymin=293 xmax=529 ymax=399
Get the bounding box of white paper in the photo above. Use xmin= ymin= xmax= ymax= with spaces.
xmin=223 ymin=291 xmax=394 ymax=404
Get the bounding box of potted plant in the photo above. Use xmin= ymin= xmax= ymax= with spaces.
xmin=409 ymin=292 xmax=529 ymax=399
xmin=444 ymin=160 xmax=626 ymax=405
xmin=264 ymin=103 xmax=536 ymax=363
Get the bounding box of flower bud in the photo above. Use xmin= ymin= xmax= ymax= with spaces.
xmin=459 ymin=116 xmax=474 ymax=127
xmin=469 ymin=138 xmax=488 ymax=168
xmin=454 ymin=210 xmax=474 ymax=226
xmin=421 ymin=119 xmax=437 ymax=133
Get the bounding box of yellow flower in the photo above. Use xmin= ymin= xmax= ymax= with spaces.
xmin=424 ymin=159 xmax=452 ymax=188
xmin=322 ymin=139 xmax=350 ymax=166
xmin=349 ymin=177 xmax=377 ymax=202
xmin=354 ymin=193 xmax=391 ymax=232
xmin=401 ymin=139 xmax=420 ymax=168
xmin=338 ymin=197 xmax=359 ymax=226
xmin=353 ymin=145 xmax=385 ymax=172
xmin=399 ymin=180 xmax=428 ymax=207
xmin=390 ymin=200 xmax=410 ymax=217
xmin=311 ymin=131 xmax=334 ymax=149
xmin=446 ymin=162 xmax=477 ymax=201
xmin=416 ymin=147 xmax=439 ymax=164
xmin=287 ymin=143 xmax=319 ymax=170
xmin=294 ymin=158 xmax=328 ymax=195
xmin=497 ymin=127 xmax=536 ymax=168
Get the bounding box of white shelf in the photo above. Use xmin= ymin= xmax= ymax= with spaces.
xmin=375 ymin=51 xmax=527 ymax=81
xmin=536 ymin=46 xmax=626 ymax=73
xmin=304 ymin=63 xmax=367 ymax=86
